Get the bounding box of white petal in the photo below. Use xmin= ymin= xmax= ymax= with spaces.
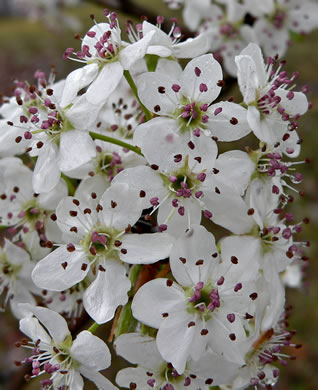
xmin=116 ymin=367 xmax=149 ymax=390
xmin=155 ymin=59 xmax=183 ymax=78
xmin=131 ymin=278 xmax=186 ymax=328
xmin=172 ymin=34 xmax=210 ymax=58
xmin=65 ymin=370 xmax=84 ymax=390
xmin=0 ymin=121 xmax=29 ymax=157
xmin=99 ymin=183 xmax=143 ymax=231
xmin=157 ymin=197 xmax=202 ymax=237
xmin=146 ymin=45 xmax=172 ymax=57
xmin=236 ymin=43 xmax=266 ymax=90
xmin=59 ymin=130 xmax=96 ymax=173
xmin=247 ymin=105 xmax=288 ymax=145
xmin=156 ymin=311 xmax=197 ymax=374
xmin=71 ymin=330 xmax=111 ymax=370
xmin=188 ymin=350 xmax=240 ymax=386
xmin=115 ymin=333 xmax=162 ymax=368
xmin=133 ymin=118 xmax=181 ymax=172
xmin=203 ymin=187 xmax=254 ymax=234
xmin=246 ymin=178 xmax=280 ymax=228
xmin=275 ymin=89 xmax=308 ymax=116
xmin=181 ymin=54 xmax=222 ymax=103
xmin=32 ymin=142 xmax=60 ymax=193
xmin=142 ymin=21 xmax=172 ymax=48
xmin=66 ymin=95 xmax=102 ymax=129
xmin=56 ymin=196 xmax=96 ymax=239
xmin=208 ymin=102 xmax=251 ymax=141
xmin=86 ymin=62 xmax=123 ymax=105
xmin=120 ymin=232 xmax=174 ymax=264
xmin=4 ymin=238 xmax=30 ymax=266
xmin=220 ymin=235 xmax=261 ymax=282
xmin=83 ymin=259 xmax=130 ymax=324
xmin=20 ymin=304 xmax=70 ymax=343
xmin=60 ymin=63 xmax=99 ymax=108
xmin=136 ymin=72 xmax=178 ymax=115
xmin=120 ymin=30 xmax=156 ymax=69
xmin=75 ymin=175 xmax=109 ymax=203
xmin=183 ymin=0 xmax=211 ymax=31
xmin=19 ymin=317 xmax=51 ymax=344
xmin=112 ymin=166 xmax=165 ymax=209
xmin=214 ymin=150 xmax=255 ymax=195
xmin=37 ymin=178 xmax=68 ymax=209
xmin=261 ymin=271 xmax=285 ymax=331
xmin=32 ymin=247 xmax=89 ymax=291
xmin=80 ymin=367 xmax=117 ymax=390
xmin=254 ymin=19 xmax=288 ymax=58
xmin=170 ymin=225 xmax=218 ymax=286
xmin=289 ymin=3 xmax=318 ymax=33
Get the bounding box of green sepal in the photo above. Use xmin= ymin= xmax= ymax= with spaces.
xmin=114 ymin=300 xmax=138 ymax=339
xmin=145 ymin=54 xmax=159 ymax=72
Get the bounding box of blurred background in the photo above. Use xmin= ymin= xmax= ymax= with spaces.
xmin=0 ymin=1 xmax=317 ymax=389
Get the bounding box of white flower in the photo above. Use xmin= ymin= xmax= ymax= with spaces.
xmin=199 ymin=2 xmax=258 ymax=76
xmin=228 ymin=311 xmax=296 ymax=389
xmin=114 ymin=124 xmax=254 ymax=236
xmin=132 ymin=225 xmax=259 ymax=373
xmin=235 ymin=43 xmax=308 ymax=157
xmin=1 ymin=74 xmax=100 ymax=193
xmin=253 ymin=0 xmax=318 ymax=58
xmin=63 ymin=13 xmax=157 ymax=106
xmin=139 ymin=20 xmax=210 ymax=58
xmin=136 ymin=54 xmax=251 ymax=142
xmin=164 ymin=0 xmax=211 ymax=31
xmin=41 ymin=279 xmax=90 ymax=321
xmin=0 ymin=239 xmax=37 ymax=318
xmin=115 ymin=332 xmax=240 ymax=389
xmin=32 ymin=183 xmax=174 ymax=323
xmin=18 ymin=304 xmax=117 ymax=390
xmin=241 ymin=0 xmax=274 ymax=17
xmin=0 ymin=157 xmax=67 ymax=248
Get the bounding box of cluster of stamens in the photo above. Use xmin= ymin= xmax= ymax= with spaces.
xmin=257 ymin=57 xmax=308 ymax=145
xmin=7 ymin=70 xmax=70 ymax=151
xmin=64 ymin=10 xmax=121 ymax=63
xmin=248 ymin=311 xmax=301 ymax=388
xmin=16 ymin=337 xmax=74 ymax=390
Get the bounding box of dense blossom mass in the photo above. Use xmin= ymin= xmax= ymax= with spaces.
xmin=0 ymin=0 xmax=314 ymax=389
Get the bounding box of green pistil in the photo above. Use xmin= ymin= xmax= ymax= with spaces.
xmin=175 ymin=98 xmax=207 ymax=134
xmin=157 ymin=363 xmax=183 ymax=385
xmin=96 ymin=153 xmax=121 ymax=177
xmin=160 ymin=156 xmax=201 ymax=194
xmin=185 ymin=282 xmax=213 ymax=320
xmin=1 ymin=254 xmax=21 ymax=276
xmin=81 ymin=225 xmax=120 ymax=261
xmin=248 ymin=224 xmax=275 ymax=254
xmin=22 ymin=200 xmax=45 ymax=225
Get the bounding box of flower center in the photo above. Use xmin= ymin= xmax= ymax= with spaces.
xmin=186 ymin=281 xmax=219 ymax=320
xmin=219 ymin=22 xmax=239 ymax=39
xmin=96 ymin=151 xmax=124 ymax=180
xmin=175 ymin=99 xmax=209 ymax=134
xmin=270 ymin=7 xmax=287 ymax=29
xmin=81 ymin=225 xmax=120 ymax=260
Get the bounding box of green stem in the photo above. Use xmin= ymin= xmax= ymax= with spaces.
xmin=89 ymin=131 xmax=143 ymax=156
xmin=88 ymin=322 xmax=100 ymax=334
xmin=123 ymin=70 xmax=152 ymax=121
xmin=61 ymin=174 xmax=76 ymax=196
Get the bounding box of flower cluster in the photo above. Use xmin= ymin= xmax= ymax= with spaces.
xmin=164 ymin=0 xmax=318 ymax=75
xmin=0 ymin=4 xmax=313 ymax=390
